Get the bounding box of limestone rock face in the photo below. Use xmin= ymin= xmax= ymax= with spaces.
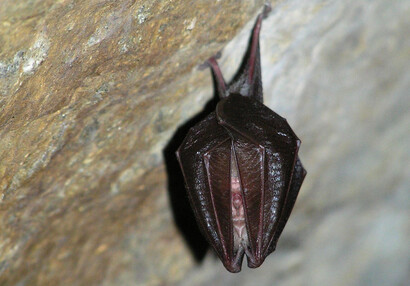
xmin=1 ymin=0 xmax=409 ymax=285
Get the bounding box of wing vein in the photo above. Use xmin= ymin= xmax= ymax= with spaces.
xmin=263 ymin=144 xmax=299 ymax=257
xmin=258 ymin=146 xmax=265 ymax=258
xmin=203 ymin=140 xmax=231 ymax=262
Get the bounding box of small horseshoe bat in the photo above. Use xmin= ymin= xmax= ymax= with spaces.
xmin=176 ymin=5 xmax=306 ymax=273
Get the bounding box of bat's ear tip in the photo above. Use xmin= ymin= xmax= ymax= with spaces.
xmin=262 ymin=3 xmax=272 ymax=18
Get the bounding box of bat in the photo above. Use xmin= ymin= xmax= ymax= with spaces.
xmin=176 ymin=4 xmax=306 ymax=273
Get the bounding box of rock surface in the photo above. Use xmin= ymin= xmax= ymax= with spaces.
xmin=0 ymin=0 xmax=267 ymax=285
xmin=0 ymin=0 xmax=409 ymax=285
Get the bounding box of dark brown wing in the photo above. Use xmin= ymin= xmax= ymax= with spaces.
xmin=231 ymin=137 xmax=264 ymax=255
xmin=266 ymin=156 xmax=306 ymax=256
xmin=176 ymin=112 xmax=236 ymax=271
xmin=216 ymin=94 xmax=301 ymax=267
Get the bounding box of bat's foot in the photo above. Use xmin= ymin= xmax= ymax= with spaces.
xmin=262 ymin=3 xmax=272 ymax=19
xmin=213 ymin=50 xmax=223 ymax=60
xmin=198 ymin=51 xmax=222 ymax=70
xmin=198 ymin=62 xmax=209 ymax=71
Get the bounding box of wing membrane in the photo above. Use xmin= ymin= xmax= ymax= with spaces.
xmin=177 ymin=112 xmax=231 ymax=263
xmin=216 ymin=95 xmax=300 ymax=265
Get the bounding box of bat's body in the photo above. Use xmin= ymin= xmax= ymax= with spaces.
xmin=176 ymin=5 xmax=306 ymax=273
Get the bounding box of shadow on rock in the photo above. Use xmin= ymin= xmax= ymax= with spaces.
xmin=163 ymin=92 xmax=218 ymax=262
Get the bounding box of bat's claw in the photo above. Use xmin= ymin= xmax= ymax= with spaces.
xmin=198 ymin=51 xmax=223 ymax=70
xmin=198 ymin=61 xmax=209 ymax=70
xmin=262 ymin=3 xmax=272 ymax=19
xmin=213 ymin=50 xmax=223 ymax=60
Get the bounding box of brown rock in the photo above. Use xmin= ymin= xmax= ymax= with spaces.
xmin=0 ymin=0 xmax=268 ymax=285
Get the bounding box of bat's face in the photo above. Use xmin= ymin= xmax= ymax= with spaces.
xmin=176 ymin=5 xmax=306 ymax=273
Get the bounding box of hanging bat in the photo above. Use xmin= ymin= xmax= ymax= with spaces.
xmin=176 ymin=4 xmax=306 ymax=273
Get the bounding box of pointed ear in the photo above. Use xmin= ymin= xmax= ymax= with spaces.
xmin=228 ymin=4 xmax=271 ymax=103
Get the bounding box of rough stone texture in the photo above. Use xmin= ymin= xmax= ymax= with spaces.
xmin=0 ymin=0 xmax=409 ymax=286
xmin=0 ymin=0 xmax=267 ymax=285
